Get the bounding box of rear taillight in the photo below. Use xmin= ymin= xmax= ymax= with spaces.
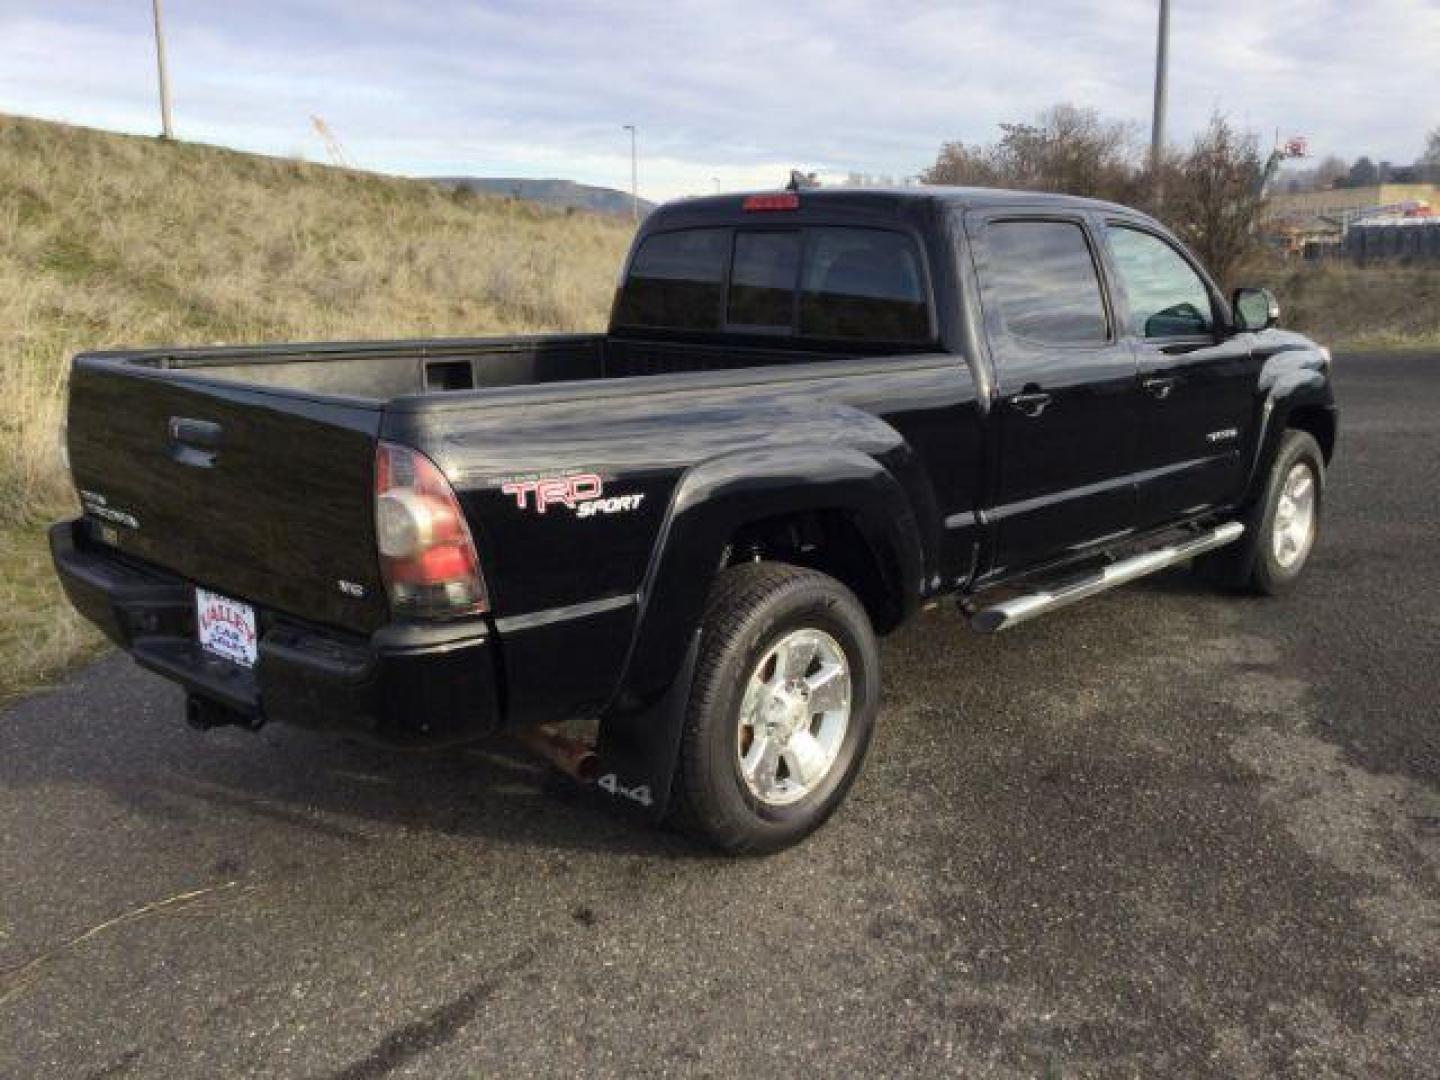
xmin=375 ymin=442 xmax=488 ymax=620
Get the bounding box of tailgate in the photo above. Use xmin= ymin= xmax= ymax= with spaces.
xmin=66 ymin=358 xmax=388 ymax=634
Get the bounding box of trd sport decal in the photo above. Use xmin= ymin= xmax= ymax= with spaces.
xmin=500 ymin=473 xmax=645 ymax=518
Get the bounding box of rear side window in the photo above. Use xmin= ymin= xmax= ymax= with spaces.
xmin=800 ymin=228 xmax=929 ymax=342
xmin=1105 ymin=225 xmax=1215 ymax=338
xmin=980 ymin=220 xmax=1109 ymax=346
xmin=612 ymin=229 xmax=727 ymax=330
xmin=728 ymin=231 xmax=800 ymax=329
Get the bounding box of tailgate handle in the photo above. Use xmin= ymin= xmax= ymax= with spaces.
xmin=168 ymin=417 xmax=222 ymax=467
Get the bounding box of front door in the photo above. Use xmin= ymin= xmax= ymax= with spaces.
xmin=968 ymin=213 xmax=1141 ymax=577
xmin=1100 ymin=221 xmax=1258 ymax=527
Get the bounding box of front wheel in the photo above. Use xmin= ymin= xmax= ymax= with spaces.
xmin=1197 ymin=429 xmax=1325 ymax=595
xmin=669 ymin=562 xmax=880 ymax=855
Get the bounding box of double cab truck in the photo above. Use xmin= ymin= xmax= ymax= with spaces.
xmin=53 ymin=186 xmax=1337 ymax=853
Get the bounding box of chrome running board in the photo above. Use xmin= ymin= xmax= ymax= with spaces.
xmin=971 ymin=521 xmax=1245 ymax=634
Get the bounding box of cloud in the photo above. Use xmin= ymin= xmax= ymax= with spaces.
xmin=1 ymin=0 xmax=1435 ymax=201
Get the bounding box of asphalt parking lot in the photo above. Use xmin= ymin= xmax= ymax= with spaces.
xmin=2 ymin=353 xmax=1437 ymax=1078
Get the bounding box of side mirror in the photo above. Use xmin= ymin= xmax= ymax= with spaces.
xmin=1232 ymin=287 xmax=1279 ymax=332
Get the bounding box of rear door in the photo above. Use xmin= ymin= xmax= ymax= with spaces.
xmin=66 ymin=359 xmax=388 ymax=633
xmin=967 ymin=212 xmax=1141 ymax=576
xmin=1099 ymin=221 xmax=1257 ymax=526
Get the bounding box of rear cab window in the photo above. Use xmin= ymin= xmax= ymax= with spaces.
xmin=800 ymin=228 xmax=929 ymax=342
xmin=728 ymin=231 xmax=801 ymax=330
xmin=614 ymin=225 xmax=933 ymax=346
xmin=612 ymin=228 xmax=729 ymax=330
xmin=974 ymin=219 xmax=1110 ymax=347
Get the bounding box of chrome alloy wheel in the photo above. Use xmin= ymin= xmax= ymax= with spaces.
xmin=736 ymin=628 xmax=852 ymax=807
xmin=1273 ymin=462 xmax=1318 ymax=569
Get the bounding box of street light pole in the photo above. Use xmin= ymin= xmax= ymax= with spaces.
xmin=1149 ymin=0 xmax=1170 ymax=203
xmin=622 ymin=124 xmax=638 ymax=222
xmin=152 ymin=0 xmax=175 ymax=139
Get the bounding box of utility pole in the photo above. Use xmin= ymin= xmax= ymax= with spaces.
xmin=1149 ymin=0 xmax=1170 ymax=204
xmin=151 ymin=0 xmax=174 ymax=139
xmin=622 ymin=124 xmax=638 ymax=222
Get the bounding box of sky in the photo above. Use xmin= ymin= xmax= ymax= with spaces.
xmin=2 ymin=1 xmax=1437 ymax=202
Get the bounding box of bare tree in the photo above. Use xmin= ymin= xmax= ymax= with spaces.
xmin=1426 ymin=127 xmax=1440 ymax=164
xmin=1001 ymin=105 xmax=1139 ymax=200
xmin=1314 ymin=155 xmax=1350 ymax=190
xmin=1345 ymin=156 xmax=1379 ymax=188
xmin=921 ymin=105 xmax=1272 ymax=289
xmin=920 ymin=140 xmax=1002 ymax=188
xmin=921 ymin=105 xmax=1139 ymax=201
xmin=1420 ymin=128 xmax=1440 ymax=181
xmin=1164 ymin=114 xmax=1266 ymax=288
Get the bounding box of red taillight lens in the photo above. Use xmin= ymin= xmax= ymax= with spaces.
xmin=742 ymin=193 xmax=799 ymax=212
xmin=375 ymin=442 xmax=488 ymax=619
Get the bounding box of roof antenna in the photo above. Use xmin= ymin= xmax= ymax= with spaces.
xmin=786 ymin=169 xmax=820 ymax=192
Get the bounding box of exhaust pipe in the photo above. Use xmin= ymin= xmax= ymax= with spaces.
xmin=514 ymin=723 xmax=600 ymax=784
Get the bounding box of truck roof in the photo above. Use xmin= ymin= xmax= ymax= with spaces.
xmin=657 ymin=185 xmax=1138 ymax=220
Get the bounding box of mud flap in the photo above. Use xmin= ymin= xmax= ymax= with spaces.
xmin=591 ymin=629 xmax=702 ymax=821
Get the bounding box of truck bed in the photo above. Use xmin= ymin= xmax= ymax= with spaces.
xmin=66 ymin=332 xmax=947 ymax=639
xmin=110 ymin=333 xmax=886 ymax=403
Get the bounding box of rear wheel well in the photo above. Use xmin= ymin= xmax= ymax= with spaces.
xmin=1286 ymin=404 xmax=1335 ymax=463
xmin=725 ymin=510 xmax=902 ymax=635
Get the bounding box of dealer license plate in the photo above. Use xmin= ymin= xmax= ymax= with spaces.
xmin=195 ymin=588 xmax=258 ymax=668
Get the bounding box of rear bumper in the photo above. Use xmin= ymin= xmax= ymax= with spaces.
xmin=50 ymin=519 xmax=500 ymax=746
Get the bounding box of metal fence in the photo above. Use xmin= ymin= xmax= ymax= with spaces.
xmin=1342 ymin=220 xmax=1440 ymax=263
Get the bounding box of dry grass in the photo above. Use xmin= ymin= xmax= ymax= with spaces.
xmin=0 ymin=112 xmax=633 ymax=701
xmin=1260 ymin=260 xmax=1440 ymax=350
xmin=0 ymin=522 xmax=105 ymax=704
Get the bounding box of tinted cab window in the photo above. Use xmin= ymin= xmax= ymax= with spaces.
xmin=1106 ymin=226 xmax=1214 ymax=338
xmin=727 ymin=231 xmax=800 ymax=330
xmin=614 ymin=225 xmax=931 ymax=345
xmin=799 ymin=228 xmax=929 ymax=342
xmin=979 ymin=220 xmax=1109 ymax=346
xmin=613 ymin=229 xmax=728 ymax=330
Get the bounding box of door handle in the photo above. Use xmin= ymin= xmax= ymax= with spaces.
xmin=1008 ymin=390 xmax=1053 ymax=418
xmin=1141 ymin=376 xmax=1178 ymax=400
xmin=167 ymin=416 xmax=222 ymax=467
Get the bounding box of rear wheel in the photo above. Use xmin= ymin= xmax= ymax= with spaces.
xmin=669 ymin=562 xmax=879 ymax=855
xmin=1197 ymin=429 xmax=1324 ymax=595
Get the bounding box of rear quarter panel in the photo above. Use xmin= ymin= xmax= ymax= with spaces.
xmin=385 ymin=356 xmax=981 ymax=724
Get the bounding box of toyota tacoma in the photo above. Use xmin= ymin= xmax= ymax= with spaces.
xmin=52 ymin=186 xmax=1337 ymax=853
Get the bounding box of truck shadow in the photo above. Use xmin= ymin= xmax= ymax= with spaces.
xmin=0 ymin=565 xmax=1219 ymax=868
xmin=0 ymin=653 xmax=703 ymax=861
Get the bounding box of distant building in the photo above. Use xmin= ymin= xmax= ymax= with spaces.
xmin=1265 ymin=183 xmax=1439 ymax=256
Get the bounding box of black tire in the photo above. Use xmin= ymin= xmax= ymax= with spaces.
xmin=1196 ymin=429 xmax=1325 ymax=595
xmin=668 ymin=562 xmax=880 ymax=855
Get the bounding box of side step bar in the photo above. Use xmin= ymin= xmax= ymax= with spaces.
xmin=971 ymin=521 xmax=1245 ymax=634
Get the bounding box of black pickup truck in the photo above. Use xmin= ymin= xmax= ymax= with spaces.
xmin=53 ymin=186 xmax=1336 ymax=853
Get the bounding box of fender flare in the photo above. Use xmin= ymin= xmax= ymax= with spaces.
xmin=1242 ymin=363 xmax=1334 ymax=508
xmin=593 ymin=445 xmax=924 ymax=818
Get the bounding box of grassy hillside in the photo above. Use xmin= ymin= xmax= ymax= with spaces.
xmin=0 ymin=113 xmax=634 ymax=701
xmin=1260 ymin=260 xmax=1440 ymax=350
xmin=432 ymin=176 xmax=656 ymax=216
